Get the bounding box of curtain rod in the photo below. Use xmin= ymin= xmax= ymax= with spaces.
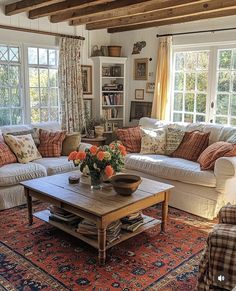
xmin=0 ymin=24 xmax=85 ymax=40
xmin=156 ymin=27 xmax=236 ymax=38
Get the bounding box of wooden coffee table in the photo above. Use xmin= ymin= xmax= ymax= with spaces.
xmin=21 ymin=172 xmax=173 ymax=265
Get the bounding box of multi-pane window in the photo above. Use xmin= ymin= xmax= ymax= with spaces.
xmin=214 ymin=49 xmax=236 ymax=125
xmin=172 ymin=50 xmax=209 ymax=123
xmin=0 ymin=45 xmax=23 ymax=126
xmin=28 ymin=47 xmax=59 ymax=123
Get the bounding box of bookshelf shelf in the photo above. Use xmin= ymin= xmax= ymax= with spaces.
xmin=34 ymin=209 xmax=161 ymax=250
xmin=92 ymin=56 xmax=127 ymax=135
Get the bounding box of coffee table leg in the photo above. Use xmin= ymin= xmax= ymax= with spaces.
xmin=161 ymin=191 xmax=169 ymax=232
xmin=25 ymin=188 xmax=33 ymax=226
xmin=98 ymin=228 xmax=106 ymax=265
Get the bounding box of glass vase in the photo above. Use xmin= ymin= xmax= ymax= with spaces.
xmin=90 ymin=170 xmax=103 ymax=190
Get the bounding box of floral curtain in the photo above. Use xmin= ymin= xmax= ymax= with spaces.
xmin=151 ymin=36 xmax=172 ymax=120
xmin=59 ymin=37 xmax=85 ymax=132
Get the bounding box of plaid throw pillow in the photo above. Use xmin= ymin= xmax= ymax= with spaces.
xmin=38 ymin=129 xmax=66 ymax=157
xmin=116 ymin=127 xmax=141 ymax=153
xmin=198 ymin=141 xmax=234 ymax=170
xmin=172 ymin=130 xmax=210 ymax=161
xmin=0 ymin=134 xmax=17 ymax=167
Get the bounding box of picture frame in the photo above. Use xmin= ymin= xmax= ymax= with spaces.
xmin=146 ymin=82 xmax=155 ymax=93
xmin=135 ymin=89 xmax=144 ymax=100
xmin=134 ymin=58 xmax=148 ymax=80
xmin=84 ymin=99 xmax=92 ymax=119
xmin=129 ymin=101 xmax=152 ymax=121
xmin=81 ymin=65 xmax=92 ymax=95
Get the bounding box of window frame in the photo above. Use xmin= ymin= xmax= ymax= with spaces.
xmin=171 ymin=43 xmax=236 ymax=125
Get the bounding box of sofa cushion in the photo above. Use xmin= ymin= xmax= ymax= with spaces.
xmin=172 ymin=131 xmax=210 ymax=161
xmin=140 ymin=127 xmax=166 ymax=154
xmin=116 ymin=126 xmax=141 ymax=153
xmin=62 ymin=132 xmax=81 ymax=156
xmin=38 ymin=129 xmax=66 ymax=157
xmin=0 ymin=134 xmax=17 ymax=167
xmin=165 ymin=125 xmax=185 ymax=155
xmin=4 ymin=134 xmax=42 ymax=163
xmin=32 ymin=157 xmax=75 ymax=176
xmin=0 ymin=163 xmax=47 ymax=186
xmin=125 ymin=154 xmax=216 ymax=187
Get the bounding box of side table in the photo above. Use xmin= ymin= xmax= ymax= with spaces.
xmin=81 ymin=137 xmax=107 ymax=146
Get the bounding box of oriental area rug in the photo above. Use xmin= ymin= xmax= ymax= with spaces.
xmin=0 ymin=202 xmax=215 ymax=291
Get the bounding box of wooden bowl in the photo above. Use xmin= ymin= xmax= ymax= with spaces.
xmin=111 ymin=174 xmax=141 ymax=196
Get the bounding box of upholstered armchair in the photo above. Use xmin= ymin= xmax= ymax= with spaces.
xmin=197 ymin=204 xmax=236 ymax=290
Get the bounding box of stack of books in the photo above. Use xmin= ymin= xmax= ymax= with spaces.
xmin=121 ymin=212 xmax=144 ymax=232
xmin=48 ymin=205 xmax=81 ymax=226
xmin=77 ymin=219 xmax=122 ymax=244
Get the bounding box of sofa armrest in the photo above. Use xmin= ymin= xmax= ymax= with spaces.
xmin=78 ymin=142 xmax=92 ymax=151
xmin=214 ymin=157 xmax=236 ymax=178
xmin=219 ymin=204 xmax=236 ymax=224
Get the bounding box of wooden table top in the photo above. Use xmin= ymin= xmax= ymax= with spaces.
xmin=21 ymin=171 xmax=173 ymax=217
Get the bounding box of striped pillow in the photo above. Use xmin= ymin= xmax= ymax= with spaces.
xmin=172 ymin=130 xmax=210 ymax=161
xmin=0 ymin=134 xmax=17 ymax=167
xmin=198 ymin=141 xmax=235 ymax=170
xmin=116 ymin=127 xmax=141 ymax=153
xmin=38 ymin=129 xmax=66 ymax=157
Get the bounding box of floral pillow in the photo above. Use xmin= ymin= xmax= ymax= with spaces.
xmin=4 ymin=134 xmax=42 ymax=164
xmin=140 ymin=127 xmax=166 ymax=154
xmin=165 ymin=125 xmax=185 ymax=155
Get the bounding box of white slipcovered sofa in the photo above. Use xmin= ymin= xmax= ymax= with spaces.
xmin=0 ymin=122 xmax=89 ymax=210
xmin=124 ymin=117 xmax=236 ymax=219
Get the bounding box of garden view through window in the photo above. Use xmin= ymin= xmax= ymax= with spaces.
xmin=172 ymin=47 xmax=236 ymax=126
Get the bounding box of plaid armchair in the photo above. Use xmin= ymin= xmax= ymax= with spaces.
xmin=197 ymin=204 xmax=236 ymax=291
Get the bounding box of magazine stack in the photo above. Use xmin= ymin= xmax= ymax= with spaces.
xmin=121 ymin=212 xmax=144 ymax=232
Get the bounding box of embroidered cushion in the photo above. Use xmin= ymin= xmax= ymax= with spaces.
xmin=172 ymin=130 xmax=210 ymax=161
xmin=140 ymin=127 xmax=166 ymax=155
xmin=38 ymin=129 xmax=66 ymax=157
xmin=165 ymin=125 xmax=185 ymax=155
xmin=4 ymin=134 xmax=41 ymax=164
xmin=0 ymin=134 xmax=17 ymax=167
xmin=198 ymin=141 xmax=236 ymax=170
xmin=116 ymin=127 xmax=141 ymax=153
xmin=61 ymin=132 xmax=81 ymax=156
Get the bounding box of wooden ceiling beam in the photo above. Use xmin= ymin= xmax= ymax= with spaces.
xmin=71 ymin=0 xmax=206 ymax=26
xmin=86 ymin=0 xmax=236 ymax=30
xmin=5 ymin=0 xmax=63 ymax=16
xmin=108 ymin=8 xmax=236 ymax=33
xmin=29 ymin=0 xmax=114 ymax=19
xmin=50 ymin=0 xmax=150 ymax=23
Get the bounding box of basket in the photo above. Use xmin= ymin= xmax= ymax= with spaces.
xmin=108 ymin=46 xmax=122 ymax=57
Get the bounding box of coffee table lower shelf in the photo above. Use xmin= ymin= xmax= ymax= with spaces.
xmin=34 ymin=210 xmax=161 ymax=250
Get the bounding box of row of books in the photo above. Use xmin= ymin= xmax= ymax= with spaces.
xmin=102 ymin=108 xmax=119 ymax=119
xmin=103 ymin=93 xmax=122 ymax=105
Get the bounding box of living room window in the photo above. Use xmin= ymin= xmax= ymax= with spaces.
xmin=0 ymin=45 xmax=23 ymax=126
xmin=27 ymin=47 xmax=59 ymax=123
xmin=172 ymin=45 xmax=236 ymax=126
xmin=172 ymin=50 xmax=210 ymax=123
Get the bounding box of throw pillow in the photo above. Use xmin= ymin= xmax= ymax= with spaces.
xmin=62 ymin=132 xmax=81 ymax=156
xmin=198 ymin=141 xmax=234 ymax=170
xmin=38 ymin=129 xmax=66 ymax=157
xmin=116 ymin=127 xmax=141 ymax=153
xmin=165 ymin=125 xmax=185 ymax=155
xmin=227 ymin=135 xmax=236 ymax=144
xmin=0 ymin=134 xmax=17 ymax=167
xmin=4 ymin=134 xmax=42 ymax=163
xmin=140 ymin=127 xmax=166 ymax=155
xmin=172 ymin=130 xmax=210 ymax=161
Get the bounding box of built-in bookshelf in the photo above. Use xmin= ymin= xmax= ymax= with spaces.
xmin=92 ymin=56 xmax=127 ymax=134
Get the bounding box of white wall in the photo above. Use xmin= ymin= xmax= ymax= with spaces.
xmin=110 ymin=15 xmax=236 ymax=125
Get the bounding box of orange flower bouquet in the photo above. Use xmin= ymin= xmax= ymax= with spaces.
xmin=68 ymin=142 xmax=126 ymax=189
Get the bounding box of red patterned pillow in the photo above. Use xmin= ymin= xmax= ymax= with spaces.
xmin=116 ymin=127 xmax=141 ymax=153
xmin=0 ymin=134 xmax=17 ymax=167
xmin=38 ymin=129 xmax=66 ymax=157
xmin=172 ymin=130 xmax=210 ymax=161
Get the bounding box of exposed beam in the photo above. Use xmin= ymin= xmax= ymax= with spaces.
xmin=86 ymin=0 xmax=236 ymax=30
xmin=71 ymin=0 xmax=205 ymax=26
xmin=108 ymin=8 xmax=236 ymax=33
xmin=29 ymin=0 xmax=114 ymax=19
xmin=50 ymin=0 xmax=149 ymax=23
xmin=5 ymin=0 xmax=62 ymax=16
